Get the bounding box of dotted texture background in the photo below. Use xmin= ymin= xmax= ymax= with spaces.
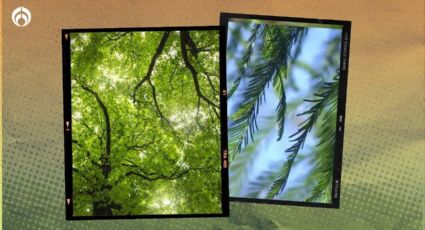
xmin=2 ymin=0 xmax=424 ymax=229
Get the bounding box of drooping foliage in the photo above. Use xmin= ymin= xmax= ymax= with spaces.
xmin=228 ymin=20 xmax=342 ymax=203
xmin=70 ymin=30 xmax=222 ymax=216
xmin=228 ymin=25 xmax=307 ymax=160
xmin=267 ymin=77 xmax=339 ymax=199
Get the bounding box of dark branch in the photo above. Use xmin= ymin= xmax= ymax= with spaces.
xmin=184 ymin=32 xmax=211 ymax=57
xmin=204 ymin=71 xmax=219 ymax=94
xmin=185 ymin=32 xmax=199 ymax=58
xmin=125 ymin=166 xmax=219 ymax=181
xmin=180 ymin=31 xmax=219 ymax=110
xmin=167 ymin=62 xmax=180 ymax=92
xmin=127 ymin=135 xmax=156 ymax=151
xmin=196 ymin=46 xmax=212 ymax=53
xmin=100 ymin=32 xmax=130 ymax=46
xmin=119 ymin=156 xmax=219 ymax=185
xmin=80 ymin=84 xmax=111 ymax=178
xmin=183 ymin=32 xmax=219 ymax=94
xmin=148 ymin=78 xmax=172 ymax=128
xmin=132 ymin=31 xmax=170 ymax=104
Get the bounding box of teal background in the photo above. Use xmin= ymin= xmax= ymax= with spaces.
xmin=2 ymin=0 xmax=424 ymax=229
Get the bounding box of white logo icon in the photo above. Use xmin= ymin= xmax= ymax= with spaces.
xmin=12 ymin=6 xmax=31 ymax=27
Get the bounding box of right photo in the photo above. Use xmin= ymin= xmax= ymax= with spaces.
xmin=222 ymin=13 xmax=350 ymax=206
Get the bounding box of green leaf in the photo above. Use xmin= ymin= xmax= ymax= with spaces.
xmin=228 ymin=25 xmax=307 ymax=160
xmin=267 ymin=77 xmax=339 ymax=199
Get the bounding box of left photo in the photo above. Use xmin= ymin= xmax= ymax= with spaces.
xmin=62 ymin=27 xmax=228 ymax=219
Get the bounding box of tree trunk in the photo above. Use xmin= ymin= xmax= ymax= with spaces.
xmin=93 ymin=201 xmax=113 ymax=216
xmin=80 ymin=85 xmax=115 ymax=216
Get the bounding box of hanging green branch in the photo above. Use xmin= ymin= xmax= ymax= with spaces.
xmin=228 ymin=24 xmax=265 ymax=98
xmin=228 ymin=26 xmax=307 ymax=160
xmin=306 ymin=87 xmax=339 ymax=203
xmin=267 ymin=77 xmax=339 ymax=199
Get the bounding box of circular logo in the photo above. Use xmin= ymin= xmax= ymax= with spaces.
xmin=12 ymin=6 xmax=31 ymax=27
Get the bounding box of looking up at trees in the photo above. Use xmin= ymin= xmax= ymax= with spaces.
xmin=70 ymin=30 xmax=222 ymax=216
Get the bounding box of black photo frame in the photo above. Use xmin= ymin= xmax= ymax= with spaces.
xmin=221 ymin=13 xmax=351 ymax=208
xmin=62 ymin=26 xmax=229 ymax=220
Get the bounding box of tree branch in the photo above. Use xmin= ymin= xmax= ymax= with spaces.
xmin=167 ymin=62 xmax=179 ymax=92
xmin=125 ymin=166 xmax=219 ymax=181
xmin=184 ymin=32 xmax=211 ymax=57
xmin=132 ymin=31 xmax=170 ymax=104
xmin=148 ymin=78 xmax=172 ymax=128
xmin=122 ymin=157 xmax=219 ymax=182
xmin=196 ymin=46 xmax=212 ymax=53
xmin=80 ymin=84 xmax=111 ymax=178
xmin=185 ymin=32 xmax=199 ymax=58
xmin=100 ymin=32 xmax=130 ymax=46
xmin=180 ymin=31 xmax=219 ymax=110
xmin=204 ymin=71 xmax=219 ymax=94
xmin=127 ymin=135 xmax=156 ymax=151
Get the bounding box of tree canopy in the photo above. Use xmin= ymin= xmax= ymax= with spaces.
xmin=70 ymin=30 xmax=222 ymax=216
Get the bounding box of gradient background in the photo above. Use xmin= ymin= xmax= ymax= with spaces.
xmin=2 ymin=0 xmax=424 ymax=229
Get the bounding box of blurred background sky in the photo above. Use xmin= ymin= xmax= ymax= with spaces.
xmin=227 ymin=19 xmax=342 ymax=201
